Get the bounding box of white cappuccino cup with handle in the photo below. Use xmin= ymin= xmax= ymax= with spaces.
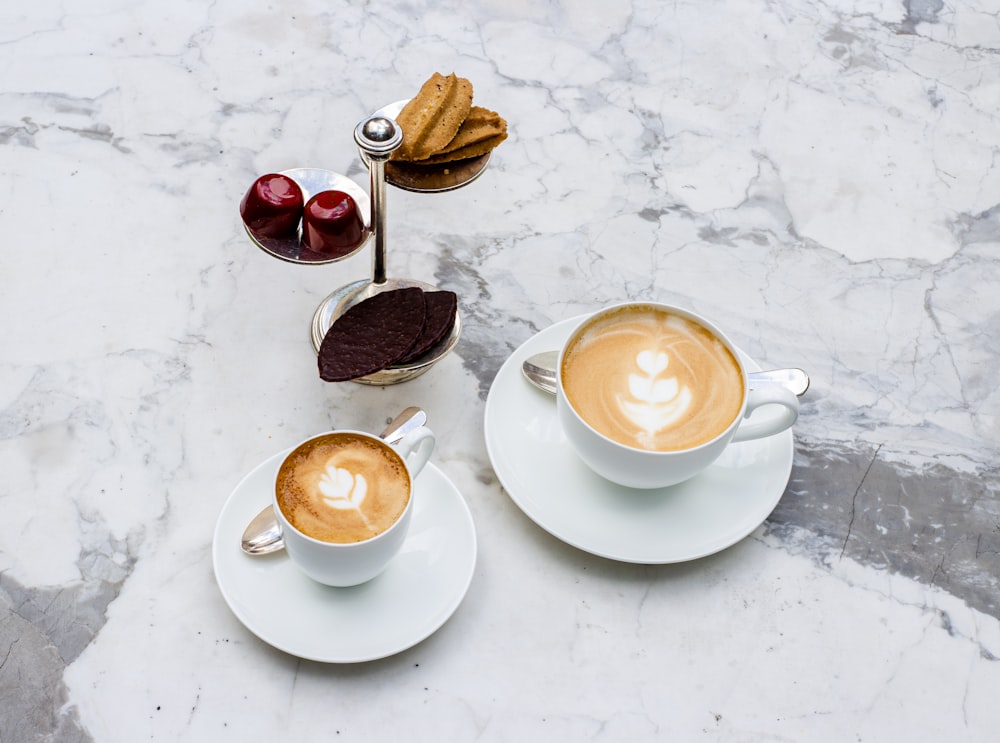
xmin=557 ymin=302 xmax=798 ymax=489
xmin=273 ymin=426 xmax=434 ymax=586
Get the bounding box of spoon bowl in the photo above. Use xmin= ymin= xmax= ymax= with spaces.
xmin=240 ymin=506 xmax=284 ymax=556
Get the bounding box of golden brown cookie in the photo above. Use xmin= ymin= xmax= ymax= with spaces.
xmin=432 ymin=106 xmax=507 ymax=156
xmin=393 ymin=73 xmax=474 ymax=161
xmin=417 ymin=132 xmax=508 ymax=164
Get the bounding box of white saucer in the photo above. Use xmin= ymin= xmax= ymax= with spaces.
xmin=212 ymin=453 xmax=477 ymax=663
xmin=484 ymin=316 xmax=795 ymax=564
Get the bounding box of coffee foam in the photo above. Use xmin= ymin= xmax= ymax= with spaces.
xmin=276 ymin=433 xmax=410 ymax=544
xmin=561 ymin=306 xmax=744 ymax=452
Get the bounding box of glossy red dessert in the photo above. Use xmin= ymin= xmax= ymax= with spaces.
xmin=301 ymin=190 xmax=366 ymax=255
xmin=239 ymin=173 xmax=304 ymax=238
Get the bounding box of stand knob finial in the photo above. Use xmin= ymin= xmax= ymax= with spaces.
xmin=355 ymin=116 xmax=403 ymax=158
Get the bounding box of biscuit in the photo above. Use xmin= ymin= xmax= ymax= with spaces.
xmin=432 ymin=106 xmax=507 ymax=156
xmin=417 ymin=132 xmax=508 ymax=164
xmin=393 ymin=73 xmax=473 ymax=161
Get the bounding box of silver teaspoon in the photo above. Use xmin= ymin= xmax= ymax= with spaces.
xmin=521 ymin=351 xmax=810 ymax=397
xmin=239 ymin=406 xmax=428 ymax=556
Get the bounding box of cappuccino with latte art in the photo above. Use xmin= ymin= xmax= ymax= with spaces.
xmin=556 ymin=302 xmax=798 ymax=489
xmin=561 ymin=305 xmax=744 ymax=452
xmin=276 ymin=432 xmax=411 ymax=544
xmin=273 ymin=425 xmax=435 ymax=586
xmin=556 ymin=302 xmax=799 ymax=489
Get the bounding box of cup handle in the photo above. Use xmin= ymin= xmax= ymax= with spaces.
xmin=731 ymin=384 xmax=799 ymax=443
xmin=391 ymin=426 xmax=435 ymax=478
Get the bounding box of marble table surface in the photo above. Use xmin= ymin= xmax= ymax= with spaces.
xmin=3 ymin=0 xmax=999 ymax=740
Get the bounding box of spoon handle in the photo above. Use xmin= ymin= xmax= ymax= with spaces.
xmin=521 ymin=350 xmax=809 ymax=397
xmin=380 ymin=406 xmax=427 ymax=443
xmin=749 ymin=368 xmax=809 ymax=397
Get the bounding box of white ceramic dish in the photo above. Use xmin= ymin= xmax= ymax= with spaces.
xmin=484 ymin=316 xmax=795 ymax=564
xmin=213 ymin=453 xmax=476 ymax=662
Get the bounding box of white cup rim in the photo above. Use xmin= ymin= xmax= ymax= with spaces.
xmin=273 ymin=429 xmax=414 ymax=548
xmin=556 ymin=301 xmax=750 ymax=456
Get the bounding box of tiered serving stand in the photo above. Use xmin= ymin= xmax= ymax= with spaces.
xmin=243 ymin=102 xmax=489 ymax=384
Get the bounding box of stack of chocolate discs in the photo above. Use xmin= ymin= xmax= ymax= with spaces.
xmin=318 ymin=288 xmax=458 ymax=382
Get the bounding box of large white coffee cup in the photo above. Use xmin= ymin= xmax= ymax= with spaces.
xmin=273 ymin=426 xmax=435 ymax=586
xmin=557 ymin=302 xmax=798 ymax=489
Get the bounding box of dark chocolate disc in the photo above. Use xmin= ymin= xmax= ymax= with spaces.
xmin=318 ymin=288 xmax=426 ymax=382
xmin=395 ymin=290 xmax=458 ymax=364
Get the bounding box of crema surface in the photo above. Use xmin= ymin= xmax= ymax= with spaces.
xmin=275 ymin=433 xmax=410 ymax=543
xmin=561 ymin=307 xmax=744 ymax=451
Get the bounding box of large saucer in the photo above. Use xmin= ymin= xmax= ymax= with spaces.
xmin=484 ymin=316 xmax=795 ymax=564
xmin=212 ymin=452 xmax=477 ymax=663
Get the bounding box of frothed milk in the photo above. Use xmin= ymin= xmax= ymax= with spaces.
xmin=275 ymin=432 xmax=410 ymax=544
xmin=561 ymin=305 xmax=744 ymax=452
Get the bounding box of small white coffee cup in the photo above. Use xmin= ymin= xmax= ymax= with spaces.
xmin=557 ymin=302 xmax=798 ymax=489
xmin=273 ymin=426 xmax=435 ymax=586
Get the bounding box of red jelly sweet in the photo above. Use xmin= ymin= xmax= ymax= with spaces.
xmin=239 ymin=173 xmax=304 ymax=239
xmin=302 ymin=190 xmax=365 ymax=255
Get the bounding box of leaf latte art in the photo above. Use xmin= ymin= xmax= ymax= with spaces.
xmin=562 ymin=307 xmax=744 ymax=452
xmin=617 ymin=349 xmax=695 ymax=445
xmin=275 ymin=433 xmax=410 ymax=543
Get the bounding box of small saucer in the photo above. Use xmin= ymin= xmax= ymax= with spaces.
xmin=212 ymin=452 xmax=477 ymax=662
xmin=359 ymin=100 xmax=491 ymax=193
xmin=243 ymin=168 xmax=373 ymax=264
xmin=484 ymin=316 xmax=795 ymax=564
